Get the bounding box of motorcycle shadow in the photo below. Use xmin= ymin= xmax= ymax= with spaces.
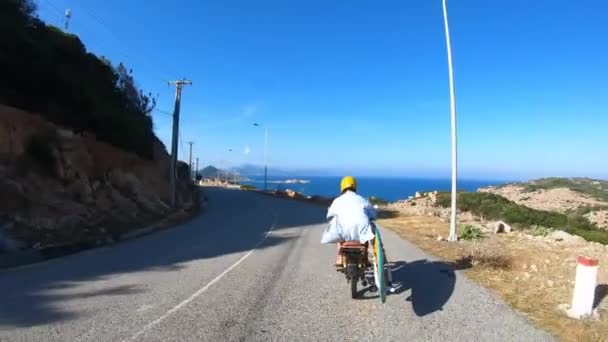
xmin=356 ymin=259 xmax=457 ymax=316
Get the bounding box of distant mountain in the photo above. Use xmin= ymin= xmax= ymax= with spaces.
xmin=233 ymin=163 xmax=331 ymax=177
xmin=198 ymin=166 xmax=220 ymax=178
xmin=198 ymin=164 xmax=332 ymax=179
xmin=198 ymin=165 xmax=242 ymax=180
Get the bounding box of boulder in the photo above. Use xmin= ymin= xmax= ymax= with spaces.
xmin=56 ymin=128 xmax=74 ymax=139
xmin=135 ymin=193 xmax=170 ymax=213
xmin=108 ymin=187 xmax=139 ymax=219
xmin=415 ymin=191 xmax=422 ymax=198
xmin=428 ymin=191 xmax=438 ymax=204
xmin=547 ymin=230 xmax=586 ymax=244
xmin=108 ymin=169 xmax=142 ymax=195
xmin=494 ymin=221 xmax=512 ymax=234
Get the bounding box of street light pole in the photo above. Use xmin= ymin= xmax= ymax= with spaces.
xmin=228 ymin=148 xmax=233 ymax=184
xmin=442 ymin=0 xmax=459 ymax=242
xmin=254 ymin=123 xmax=268 ymax=191
xmin=263 ymin=127 xmax=268 ymax=191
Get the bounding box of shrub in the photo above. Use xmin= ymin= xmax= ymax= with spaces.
xmin=240 ymin=184 xmax=256 ymax=190
xmin=453 ymin=251 xmax=512 ymax=270
xmin=460 ymin=224 xmax=483 ymax=240
xmin=368 ymin=196 xmax=389 ymax=206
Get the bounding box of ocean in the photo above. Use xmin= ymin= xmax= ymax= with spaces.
xmin=240 ymin=176 xmax=506 ymax=202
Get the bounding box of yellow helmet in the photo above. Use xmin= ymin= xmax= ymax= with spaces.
xmin=340 ymin=176 xmax=357 ymax=193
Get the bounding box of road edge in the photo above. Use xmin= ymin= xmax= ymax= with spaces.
xmin=0 ymin=190 xmax=207 ymax=270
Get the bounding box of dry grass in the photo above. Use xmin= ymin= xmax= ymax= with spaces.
xmin=452 ymin=250 xmax=513 ymax=271
xmin=379 ymin=214 xmax=608 ymax=342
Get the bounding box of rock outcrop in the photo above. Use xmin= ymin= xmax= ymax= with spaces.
xmin=0 ymin=104 xmax=193 ymax=251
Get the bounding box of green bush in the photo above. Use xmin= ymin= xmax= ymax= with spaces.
xmin=368 ymin=196 xmax=388 ymax=206
xmin=435 ymin=191 xmax=608 ymax=244
xmin=240 ymin=184 xmax=256 ymax=190
xmin=460 ymin=225 xmax=483 ymax=240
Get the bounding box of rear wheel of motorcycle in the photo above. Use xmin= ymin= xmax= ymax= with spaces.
xmin=350 ymin=276 xmax=358 ymax=299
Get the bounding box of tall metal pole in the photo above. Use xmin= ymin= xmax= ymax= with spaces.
xmin=188 ymin=141 xmax=194 ymax=181
xmin=442 ymin=0 xmax=459 ymax=242
xmin=264 ymin=127 xmax=268 ymax=191
xmin=195 ymin=157 xmax=199 ymax=182
xmin=254 ymin=123 xmax=269 ymax=191
xmin=228 ymin=148 xmax=234 ymax=184
xmin=168 ymin=79 xmax=192 ymax=207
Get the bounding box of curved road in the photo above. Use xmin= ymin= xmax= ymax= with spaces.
xmin=0 ymin=187 xmax=553 ymax=341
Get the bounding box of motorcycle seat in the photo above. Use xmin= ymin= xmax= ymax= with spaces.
xmin=341 ymin=241 xmax=367 ymax=248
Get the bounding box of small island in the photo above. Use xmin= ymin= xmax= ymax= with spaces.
xmin=283 ymin=179 xmax=310 ymax=184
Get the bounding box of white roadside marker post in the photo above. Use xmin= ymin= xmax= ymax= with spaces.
xmin=567 ymin=256 xmax=599 ymax=319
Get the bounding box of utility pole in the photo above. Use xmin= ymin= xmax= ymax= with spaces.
xmin=188 ymin=141 xmax=194 ymax=181
xmin=195 ymin=157 xmax=199 ymax=182
xmin=168 ymin=79 xmax=192 ymax=208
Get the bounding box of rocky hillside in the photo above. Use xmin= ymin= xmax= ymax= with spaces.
xmin=0 ymin=104 xmax=193 ymax=252
xmin=480 ymin=178 xmax=608 ymax=229
xmin=385 ymin=178 xmax=608 ymax=245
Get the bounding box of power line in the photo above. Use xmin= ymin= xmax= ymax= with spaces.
xmin=39 ymin=0 xmax=65 ymax=24
xmin=38 ymin=1 xmax=138 ymax=77
xmin=74 ymin=0 xmax=176 ymax=82
xmin=154 ymin=108 xmax=173 ymax=116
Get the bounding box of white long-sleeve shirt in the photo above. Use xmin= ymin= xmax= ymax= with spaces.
xmin=323 ymin=190 xmax=376 ymax=243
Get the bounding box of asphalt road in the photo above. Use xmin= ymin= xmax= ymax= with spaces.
xmin=0 ymin=187 xmax=554 ymax=341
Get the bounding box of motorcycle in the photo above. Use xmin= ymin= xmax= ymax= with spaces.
xmin=337 ymin=227 xmax=392 ymax=302
xmin=338 ymin=241 xmax=370 ymax=299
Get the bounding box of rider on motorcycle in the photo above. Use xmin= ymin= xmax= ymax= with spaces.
xmin=327 ymin=176 xmax=378 ymax=266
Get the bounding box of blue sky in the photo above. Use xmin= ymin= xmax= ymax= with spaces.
xmin=35 ymin=0 xmax=607 ymax=180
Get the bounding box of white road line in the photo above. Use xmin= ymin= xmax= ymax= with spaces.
xmin=124 ymin=215 xmax=277 ymax=342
